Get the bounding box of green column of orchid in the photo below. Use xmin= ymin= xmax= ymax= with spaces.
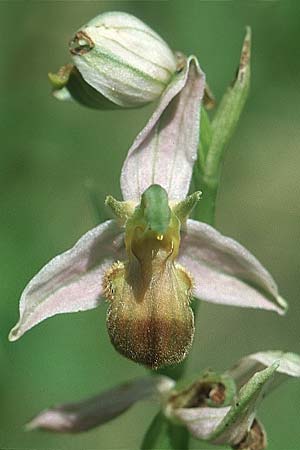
xmin=144 ymin=28 xmax=251 ymax=450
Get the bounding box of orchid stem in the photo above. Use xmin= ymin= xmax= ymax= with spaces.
xmin=142 ymin=30 xmax=251 ymax=449
xmin=141 ymin=412 xmax=190 ymax=450
xmin=144 ymin=109 xmax=216 ymax=450
xmin=150 ymin=114 xmax=215 ymax=380
xmin=85 ymin=180 xmax=109 ymax=224
xmin=192 ymin=107 xmax=216 ymax=226
xmin=194 ymin=176 xmax=218 ymax=226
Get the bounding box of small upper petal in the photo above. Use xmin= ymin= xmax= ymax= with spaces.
xmin=9 ymin=220 xmax=125 ymax=341
xmin=178 ymin=219 xmax=287 ymax=314
xmin=121 ymin=56 xmax=205 ymax=202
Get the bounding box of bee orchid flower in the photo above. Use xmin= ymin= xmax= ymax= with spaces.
xmin=9 ymin=53 xmax=286 ymax=369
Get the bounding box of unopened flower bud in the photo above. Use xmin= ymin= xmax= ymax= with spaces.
xmin=69 ymin=11 xmax=178 ymax=107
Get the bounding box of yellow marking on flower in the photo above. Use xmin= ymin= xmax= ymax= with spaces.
xmin=157 ymin=234 xmax=164 ymax=241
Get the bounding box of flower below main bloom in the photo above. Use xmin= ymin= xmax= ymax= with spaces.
xmin=164 ymin=351 xmax=300 ymax=448
xmin=26 ymin=351 xmax=300 ymax=444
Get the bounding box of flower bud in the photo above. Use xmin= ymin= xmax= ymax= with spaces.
xmin=69 ymin=11 xmax=177 ymax=107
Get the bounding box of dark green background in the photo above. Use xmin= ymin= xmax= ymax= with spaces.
xmin=1 ymin=1 xmax=299 ymax=449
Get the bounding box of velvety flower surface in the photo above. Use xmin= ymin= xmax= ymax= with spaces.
xmin=9 ymin=49 xmax=286 ymax=368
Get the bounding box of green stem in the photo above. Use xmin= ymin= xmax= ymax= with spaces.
xmin=162 ymin=32 xmax=250 ymax=435
xmin=193 ymin=171 xmax=218 ymax=226
xmin=193 ymin=106 xmax=217 ymax=226
xmin=145 ymin=109 xmax=217 ymax=449
xmin=85 ymin=180 xmax=109 ymax=224
xmin=141 ymin=412 xmax=190 ymax=450
xmin=142 ymin=29 xmax=251 ymax=449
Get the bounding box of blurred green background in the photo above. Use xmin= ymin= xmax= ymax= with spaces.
xmin=1 ymin=1 xmax=299 ymax=449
